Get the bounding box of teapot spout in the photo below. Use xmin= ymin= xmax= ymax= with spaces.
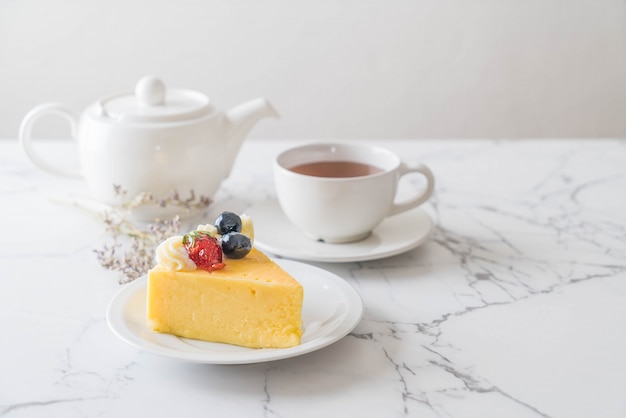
xmin=225 ymin=98 xmax=279 ymax=170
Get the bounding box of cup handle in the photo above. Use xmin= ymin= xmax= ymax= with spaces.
xmin=18 ymin=103 xmax=83 ymax=178
xmin=388 ymin=161 xmax=435 ymax=216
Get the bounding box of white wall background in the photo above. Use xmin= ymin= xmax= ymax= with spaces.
xmin=1 ymin=0 xmax=624 ymax=140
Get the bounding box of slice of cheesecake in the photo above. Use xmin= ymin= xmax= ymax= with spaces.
xmin=147 ymin=247 xmax=303 ymax=348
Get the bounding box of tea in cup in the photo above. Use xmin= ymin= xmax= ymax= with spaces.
xmin=273 ymin=143 xmax=434 ymax=243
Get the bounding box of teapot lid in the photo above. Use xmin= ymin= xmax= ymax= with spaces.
xmin=94 ymin=76 xmax=214 ymax=123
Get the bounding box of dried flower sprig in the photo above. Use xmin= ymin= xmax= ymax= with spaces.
xmin=112 ymin=185 xmax=212 ymax=213
xmin=91 ymin=186 xmax=211 ymax=284
xmin=94 ymin=214 xmax=182 ymax=284
xmin=56 ymin=186 xmax=211 ymax=284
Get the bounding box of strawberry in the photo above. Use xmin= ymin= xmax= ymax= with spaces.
xmin=182 ymin=231 xmax=225 ymax=272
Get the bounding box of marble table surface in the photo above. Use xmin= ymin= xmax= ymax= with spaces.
xmin=1 ymin=138 xmax=625 ymax=418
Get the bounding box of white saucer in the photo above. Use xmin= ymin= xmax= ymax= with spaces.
xmin=106 ymin=259 xmax=363 ymax=365
xmin=246 ymin=199 xmax=434 ymax=263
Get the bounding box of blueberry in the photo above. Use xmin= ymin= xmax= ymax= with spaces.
xmin=215 ymin=211 xmax=242 ymax=235
xmin=220 ymin=232 xmax=252 ymax=259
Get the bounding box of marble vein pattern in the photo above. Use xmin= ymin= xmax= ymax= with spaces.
xmin=0 ymin=138 xmax=624 ymax=418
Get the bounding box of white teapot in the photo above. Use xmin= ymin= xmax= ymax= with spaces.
xmin=19 ymin=76 xmax=278 ymax=219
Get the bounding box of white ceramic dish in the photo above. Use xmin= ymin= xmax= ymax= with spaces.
xmin=247 ymin=199 xmax=434 ymax=263
xmin=106 ymin=259 xmax=363 ymax=364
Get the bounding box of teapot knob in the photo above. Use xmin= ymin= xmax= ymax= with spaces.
xmin=135 ymin=75 xmax=165 ymax=106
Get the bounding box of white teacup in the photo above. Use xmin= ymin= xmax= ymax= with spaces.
xmin=274 ymin=143 xmax=435 ymax=243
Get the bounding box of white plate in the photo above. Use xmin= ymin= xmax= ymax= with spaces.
xmin=106 ymin=259 xmax=363 ymax=364
xmin=247 ymin=199 xmax=434 ymax=262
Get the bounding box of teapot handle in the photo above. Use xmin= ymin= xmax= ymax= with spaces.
xmin=19 ymin=103 xmax=83 ymax=178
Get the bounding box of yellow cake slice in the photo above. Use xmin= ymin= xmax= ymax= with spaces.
xmin=146 ymin=214 xmax=303 ymax=349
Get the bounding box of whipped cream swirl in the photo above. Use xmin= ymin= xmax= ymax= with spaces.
xmin=155 ymin=236 xmax=196 ymax=271
xmin=196 ymin=223 xmax=219 ymax=237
